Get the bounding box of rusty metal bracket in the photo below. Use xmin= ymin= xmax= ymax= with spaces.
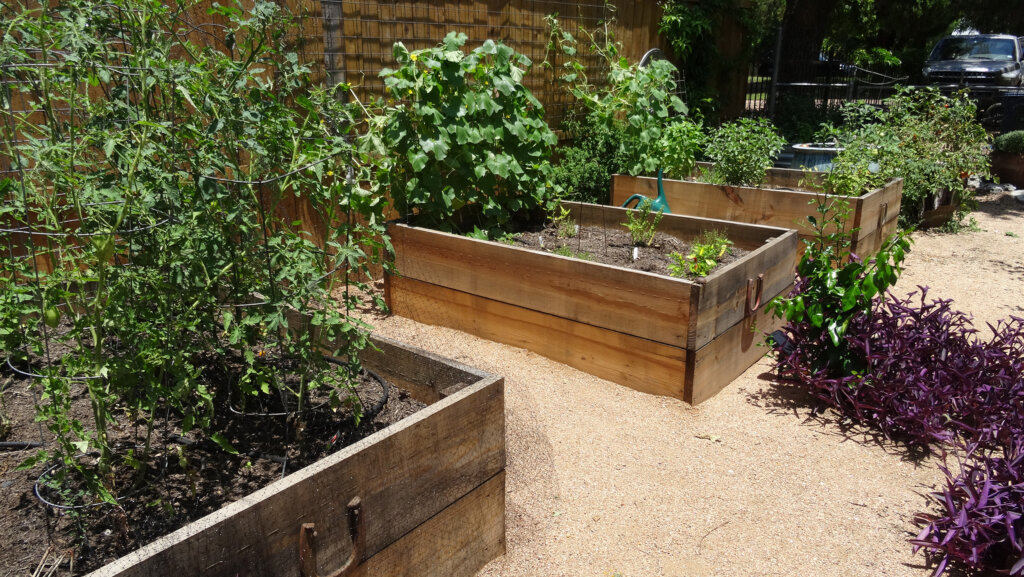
xmin=745 ymin=274 xmax=765 ymax=316
xmin=877 ymin=201 xmax=889 ymax=230
xmin=299 ymin=497 xmax=364 ymax=577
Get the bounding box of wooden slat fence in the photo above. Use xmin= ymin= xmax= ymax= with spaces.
xmin=2 ymin=0 xmax=669 ymax=176
xmin=303 ymin=0 xmax=671 ymax=127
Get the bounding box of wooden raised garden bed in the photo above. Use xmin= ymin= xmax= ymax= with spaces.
xmin=385 ymin=202 xmax=797 ymax=405
xmin=612 ymin=167 xmax=903 ymax=259
xmin=88 ymin=334 xmax=505 ymax=577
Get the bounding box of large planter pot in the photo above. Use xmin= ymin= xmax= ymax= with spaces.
xmin=991 ymin=150 xmax=1024 ymax=188
xmin=790 ymin=142 xmax=844 ymax=171
xmin=612 ymin=171 xmax=904 ymax=259
xmin=87 ymin=334 xmax=505 ymax=577
xmin=385 ymin=202 xmax=797 ymax=405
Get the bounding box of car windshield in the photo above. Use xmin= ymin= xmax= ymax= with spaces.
xmin=930 ymin=37 xmax=1016 ymax=61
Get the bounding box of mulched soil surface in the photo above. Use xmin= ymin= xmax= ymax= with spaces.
xmin=0 ymin=354 xmax=424 ymax=576
xmin=512 ymin=224 xmax=748 ymax=278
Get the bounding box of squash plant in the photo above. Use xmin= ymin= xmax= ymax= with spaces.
xmin=371 ymin=32 xmax=558 ymax=238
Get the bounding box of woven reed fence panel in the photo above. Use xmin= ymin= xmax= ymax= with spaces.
xmin=312 ymin=0 xmax=668 ymax=127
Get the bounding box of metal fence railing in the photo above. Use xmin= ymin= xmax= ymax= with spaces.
xmin=746 ymin=58 xmax=909 ymax=118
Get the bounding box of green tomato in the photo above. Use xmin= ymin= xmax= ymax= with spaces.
xmin=44 ymin=307 xmax=60 ymax=329
xmin=93 ymin=235 xmax=114 ymax=262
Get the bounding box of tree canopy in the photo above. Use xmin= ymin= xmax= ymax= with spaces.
xmin=783 ymin=0 xmax=1024 ymax=74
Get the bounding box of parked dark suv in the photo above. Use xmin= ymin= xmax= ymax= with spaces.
xmin=923 ymin=34 xmax=1024 ymax=86
xmin=922 ymin=34 xmax=1024 ymax=124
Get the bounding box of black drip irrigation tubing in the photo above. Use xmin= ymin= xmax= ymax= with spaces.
xmin=227 ymin=359 xmax=388 ymax=418
xmin=327 ymin=368 xmax=389 ymax=452
xmin=33 ymin=451 xmax=159 ymax=510
xmin=0 ymin=441 xmax=43 ymax=450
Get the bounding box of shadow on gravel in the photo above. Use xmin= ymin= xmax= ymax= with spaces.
xmin=971 ymin=189 xmax=1024 ymax=221
xmin=745 ymin=370 xmax=933 ymax=465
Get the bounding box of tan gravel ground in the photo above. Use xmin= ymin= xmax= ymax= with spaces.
xmin=368 ymin=189 xmax=1024 ymax=577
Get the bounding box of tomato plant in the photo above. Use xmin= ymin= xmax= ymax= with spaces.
xmin=1 ymin=0 xmax=387 ymax=506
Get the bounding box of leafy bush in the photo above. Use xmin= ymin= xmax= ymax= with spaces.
xmin=669 ymin=230 xmax=732 ymax=278
xmin=704 ymin=117 xmax=785 ymax=186
xmin=550 ymin=99 xmax=701 ymax=202
xmin=769 ymin=233 xmax=912 ymax=377
xmin=833 ymin=87 xmax=990 ymax=228
xmin=994 ymin=130 xmax=1024 ymax=154
xmin=660 ymin=117 xmax=706 ymax=180
xmin=545 ymin=15 xmax=695 ymax=180
xmin=373 ymin=32 xmax=558 ymax=237
xmin=565 ymin=58 xmax=688 ymax=176
xmin=550 ymin=114 xmax=637 ymax=203
xmin=821 ymin=127 xmax=890 ymax=197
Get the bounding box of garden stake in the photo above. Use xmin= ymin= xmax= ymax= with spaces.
xmin=299 ymin=496 xmax=364 ymax=577
xmin=621 ymin=168 xmax=671 ymax=213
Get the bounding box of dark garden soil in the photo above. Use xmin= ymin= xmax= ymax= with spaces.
xmin=511 ymin=223 xmax=749 ymax=279
xmin=0 ymin=347 xmax=425 ymax=576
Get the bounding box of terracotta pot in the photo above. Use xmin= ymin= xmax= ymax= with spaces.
xmin=991 ymin=151 xmax=1024 ymax=187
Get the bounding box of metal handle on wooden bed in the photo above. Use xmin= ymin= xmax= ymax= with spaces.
xmin=299 ymin=496 xmax=364 ymax=577
xmin=745 ymin=274 xmax=765 ymax=316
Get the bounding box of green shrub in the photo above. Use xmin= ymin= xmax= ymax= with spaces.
xmin=767 ymin=198 xmax=913 ymax=374
xmin=660 ymin=117 xmax=705 ymax=179
xmin=704 ymin=117 xmax=785 ymax=186
xmin=823 ymin=127 xmax=890 ymax=198
xmin=550 ymin=114 xmax=637 ymax=204
xmin=374 ymin=32 xmax=558 ymax=237
xmin=993 ymin=130 xmax=1024 ymax=154
xmin=565 ymin=56 xmax=688 ymax=176
xmin=832 ymin=87 xmax=990 ymax=228
xmin=545 ymin=15 xmax=693 ymax=180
